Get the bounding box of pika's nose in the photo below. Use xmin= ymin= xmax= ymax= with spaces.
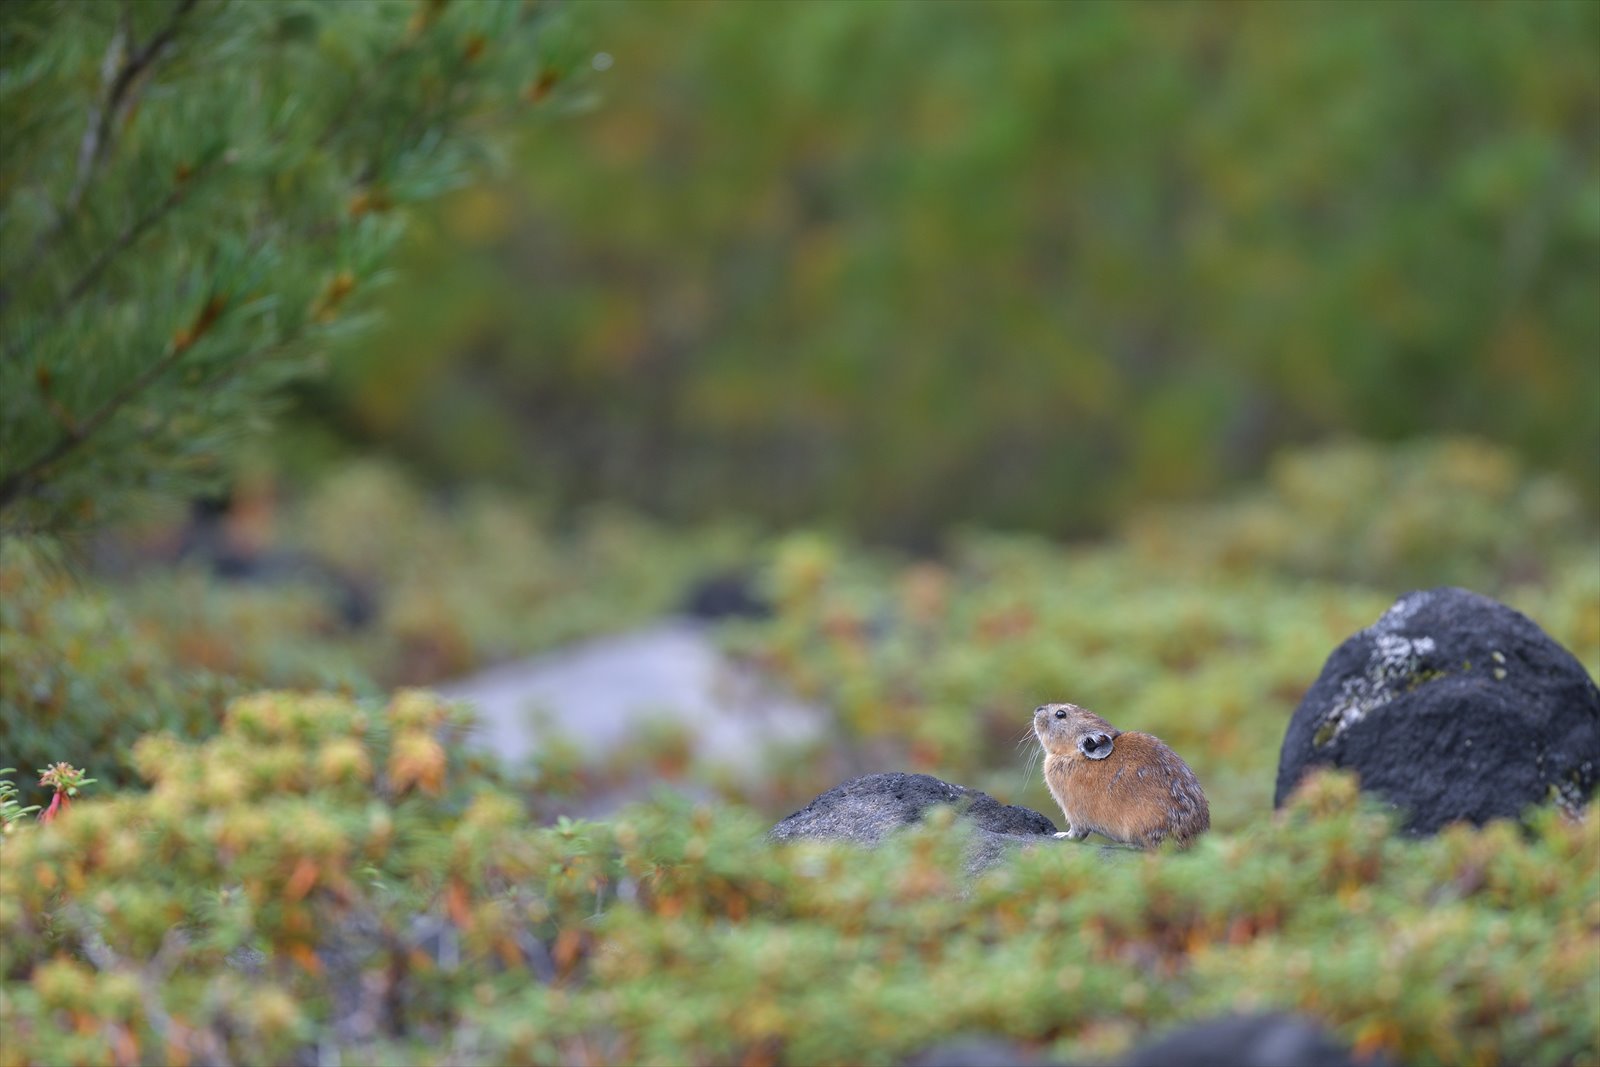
xmin=1034 ymin=705 xmax=1048 ymax=716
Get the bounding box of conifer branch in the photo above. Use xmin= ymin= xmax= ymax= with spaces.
xmin=0 ymin=0 xmax=558 ymax=532
xmin=0 ymin=154 xmax=221 ymax=365
xmin=0 ymin=295 xmax=224 ymax=513
xmin=64 ymin=164 xmax=206 ymax=310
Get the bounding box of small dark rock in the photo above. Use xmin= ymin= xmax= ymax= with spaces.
xmin=902 ymin=1015 xmax=1382 ymax=1067
xmin=1275 ymin=586 xmax=1600 ymax=834
xmin=903 ymin=1037 xmax=1057 ymax=1067
xmin=1119 ymin=1013 xmax=1383 ymax=1067
xmin=177 ymin=498 xmax=376 ymax=629
xmin=769 ymin=772 xmax=1058 ymax=873
xmin=681 ymin=570 xmax=771 ymax=621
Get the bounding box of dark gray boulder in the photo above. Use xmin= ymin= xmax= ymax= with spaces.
xmin=902 ymin=1037 xmax=1054 ymax=1067
xmin=1275 ymin=586 xmax=1600 ymax=833
xmin=1119 ymin=1013 xmax=1382 ymax=1067
xmin=900 ymin=1015 xmax=1381 ymax=1067
xmin=769 ymin=772 xmax=1059 ymax=871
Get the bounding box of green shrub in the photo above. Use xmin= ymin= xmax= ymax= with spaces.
xmin=3 ymin=691 xmax=1595 ymax=1066
xmin=102 ymin=461 xmax=756 ymax=686
xmin=16 ymin=440 xmax=1591 ymax=823
xmin=279 ymin=461 xmax=757 ymax=682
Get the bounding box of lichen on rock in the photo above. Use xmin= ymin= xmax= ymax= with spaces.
xmin=1314 ymin=629 xmax=1440 ymax=747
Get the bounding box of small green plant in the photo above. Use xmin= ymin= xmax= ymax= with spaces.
xmin=0 ymin=769 xmax=40 ymax=833
xmin=0 ymin=537 xmax=372 ymax=804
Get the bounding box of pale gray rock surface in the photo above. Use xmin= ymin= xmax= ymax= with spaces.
xmin=437 ymin=619 xmax=825 ymax=782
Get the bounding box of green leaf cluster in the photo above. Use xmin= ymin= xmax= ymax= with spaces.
xmin=0 ymin=535 xmax=372 ymax=808
xmin=0 ymin=769 xmax=41 ymax=831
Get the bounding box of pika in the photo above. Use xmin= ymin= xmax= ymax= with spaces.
xmin=1032 ymin=702 xmax=1210 ymax=849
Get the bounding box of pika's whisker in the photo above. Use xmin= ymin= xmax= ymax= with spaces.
xmin=1019 ymin=741 xmax=1042 ymax=792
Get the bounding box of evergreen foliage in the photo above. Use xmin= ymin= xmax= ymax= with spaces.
xmin=0 ymin=0 xmax=574 ymax=535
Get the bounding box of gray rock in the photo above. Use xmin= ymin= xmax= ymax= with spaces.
xmin=769 ymin=772 xmax=1059 ymax=872
xmin=1119 ymin=1013 xmax=1383 ymax=1067
xmin=903 ymin=1037 xmax=1055 ymax=1067
xmin=901 ymin=1014 xmax=1382 ymax=1067
xmin=437 ymin=620 xmax=825 ymax=782
xmin=1274 ymin=586 xmax=1600 ymax=833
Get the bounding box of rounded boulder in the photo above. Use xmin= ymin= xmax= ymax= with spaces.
xmin=1274 ymin=586 xmax=1599 ymax=833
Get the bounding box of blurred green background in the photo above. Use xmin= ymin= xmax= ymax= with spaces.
xmin=6 ymin=5 xmax=1600 ymax=1063
xmin=295 ymin=0 xmax=1600 ymax=540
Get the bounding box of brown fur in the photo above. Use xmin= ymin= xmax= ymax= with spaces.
xmin=1033 ymin=702 xmax=1210 ymax=849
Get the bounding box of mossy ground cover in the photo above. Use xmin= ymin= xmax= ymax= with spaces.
xmin=2 ymin=691 xmax=1595 ymax=1066
xmin=3 ymin=440 xmax=1598 ymax=1065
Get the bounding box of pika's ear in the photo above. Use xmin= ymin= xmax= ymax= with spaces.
xmin=1078 ymin=732 xmax=1114 ymax=760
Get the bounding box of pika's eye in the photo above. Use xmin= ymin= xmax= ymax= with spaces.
xmin=1054 ymin=708 xmax=1067 ymax=720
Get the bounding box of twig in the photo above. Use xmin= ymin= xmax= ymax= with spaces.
xmin=7 ymin=0 xmax=202 ymax=298
xmin=77 ymin=919 xmax=231 ymax=1067
xmin=68 ymin=0 xmax=201 ymax=212
xmin=68 ymin=13 xmax=130 ymax=216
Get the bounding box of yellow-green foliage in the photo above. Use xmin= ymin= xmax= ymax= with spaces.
xmin=279 ymin=461 xmax=756 ymax=681
xmin=3 ymin=691 xmax=1596 ymax=1067
xmin=4 ymin=441 xmax=1596 ymax=1063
